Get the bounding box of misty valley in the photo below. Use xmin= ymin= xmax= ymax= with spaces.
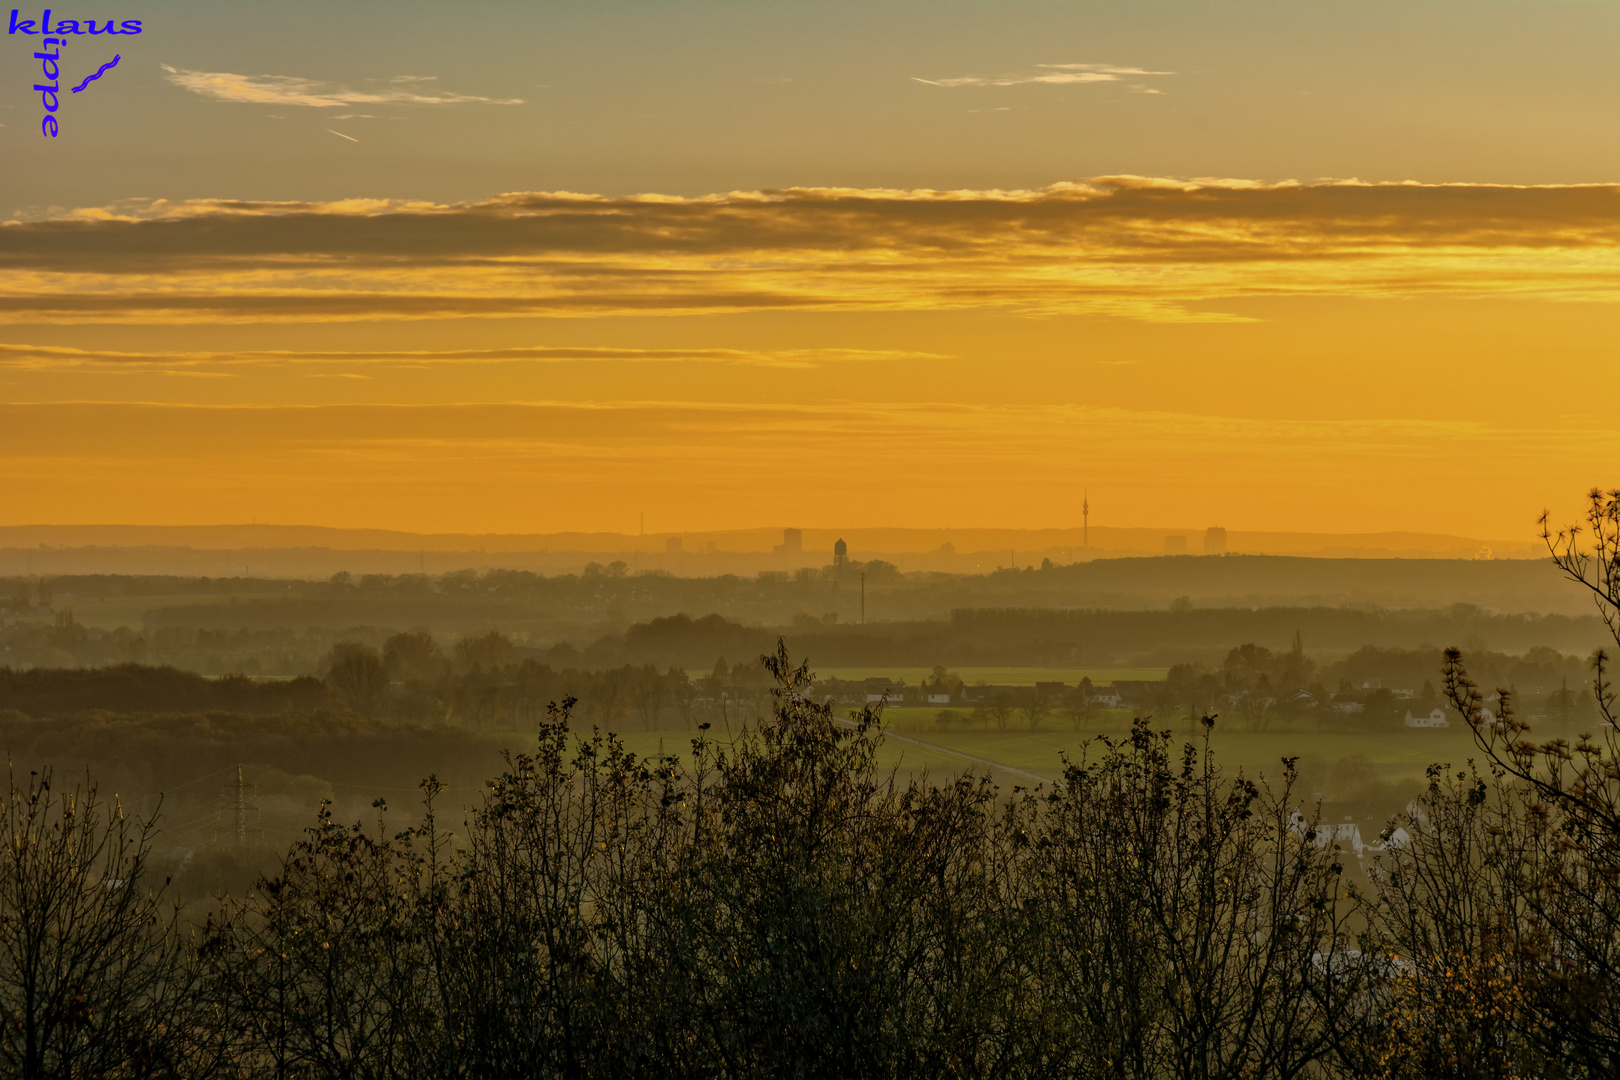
xmin=4 ymin=526 xmax=1620 ymax=1077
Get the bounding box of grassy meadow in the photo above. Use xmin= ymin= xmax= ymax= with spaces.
xmin=573 ymin=717 xmax=1480 ymax=791
xmin=815 ymin=666 xmax=1170 ymax=686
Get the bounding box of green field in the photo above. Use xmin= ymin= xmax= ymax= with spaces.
xmin=556 ymin=724 xmax=1479 ymax=788
xmin=814 ymin=666 xmax=1169 ymax=686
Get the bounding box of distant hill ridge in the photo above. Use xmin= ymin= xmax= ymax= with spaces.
xmin=0 ymin=523 xmax=1538 ymax=558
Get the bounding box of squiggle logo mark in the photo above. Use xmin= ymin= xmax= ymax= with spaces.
xmin=70 ymin=54 xmax=119 ymax=93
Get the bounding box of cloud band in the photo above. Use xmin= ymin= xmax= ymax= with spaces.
xmin=2 ymin=179 xmax=1617 ymax=324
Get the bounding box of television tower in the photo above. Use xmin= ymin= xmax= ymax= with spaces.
xmin=1083 ymin=489 xmax=1089 ymax=548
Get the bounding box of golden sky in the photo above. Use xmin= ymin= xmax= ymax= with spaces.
xmin=4 ymin=3 xmax=1617 ymax=537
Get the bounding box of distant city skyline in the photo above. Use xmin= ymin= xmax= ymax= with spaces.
xmin=0 ymin=521 xmax=1545 ymax=558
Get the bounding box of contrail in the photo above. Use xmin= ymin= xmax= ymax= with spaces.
xmin=326 ymin=129 xmax=359 ymax=142
xmin=70 ymin=54 xmax=120 ymax=93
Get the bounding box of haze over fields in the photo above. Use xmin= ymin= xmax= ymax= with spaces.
xmin=0 ymin=521 xmax=1545 ymax=581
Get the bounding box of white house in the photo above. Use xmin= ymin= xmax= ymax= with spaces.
xmin=1404 ymin=707 xmax=1449 ymax=728
xmin=1323 ymin=822 xmax=1367 ymax=858
xmin=1287 ymin=811 xmax=1368 ymax=858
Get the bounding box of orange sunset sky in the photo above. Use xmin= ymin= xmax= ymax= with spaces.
xmin=4 ymin=1 xmax=1617 ymax=538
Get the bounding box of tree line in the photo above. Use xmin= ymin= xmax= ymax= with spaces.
xmin=0 ymin=636 xmax=1598 ymax=737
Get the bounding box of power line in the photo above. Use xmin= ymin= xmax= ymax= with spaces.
xmin=229 ymin=765 xmax=257 ymax=847
xmin=122 ymin=764 xmax=244 ymax=808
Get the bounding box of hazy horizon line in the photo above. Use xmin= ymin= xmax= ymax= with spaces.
xmin=0 ymin=521 xmax=1542 ymax=553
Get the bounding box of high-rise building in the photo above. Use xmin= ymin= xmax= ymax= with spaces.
xmin=774 ymin=528 xmax=803 ymax=554
xmin=1204 ymin=527 xmax=1228 ymax=555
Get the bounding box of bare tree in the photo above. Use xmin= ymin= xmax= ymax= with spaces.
xmin=324 ymin=642 xmax=388 ymax=717
xmin=0 ymin=768 xmax=195 ymax=1078
xmin=1019 ymin=698 xmax=1051 ymax=732
xmin=669 ymin=668 xmax=696 ymax=729
xmin=1437 ymin=488 xmax=1620 ymax=1073
xmin=629 ymin=664 xmax=668 ymax=730
xmin=1353 ymin=763 xmax=1550 ymax=1079
xmin=209 ymin=798 xmax=435 ymax=1078
xmin=1025 ymin=719 xmax=1360 ymax=1079
xmin=984 ymin=692 xmax=1016 ymax=732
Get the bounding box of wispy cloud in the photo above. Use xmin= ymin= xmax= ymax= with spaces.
xmin=2 ymin=180 xmax=1617 ymax=324
xmin=914 ymin=63 xmax=1173 ymax=89
xmin=161 ymin=66 xmax=524 ymax=107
